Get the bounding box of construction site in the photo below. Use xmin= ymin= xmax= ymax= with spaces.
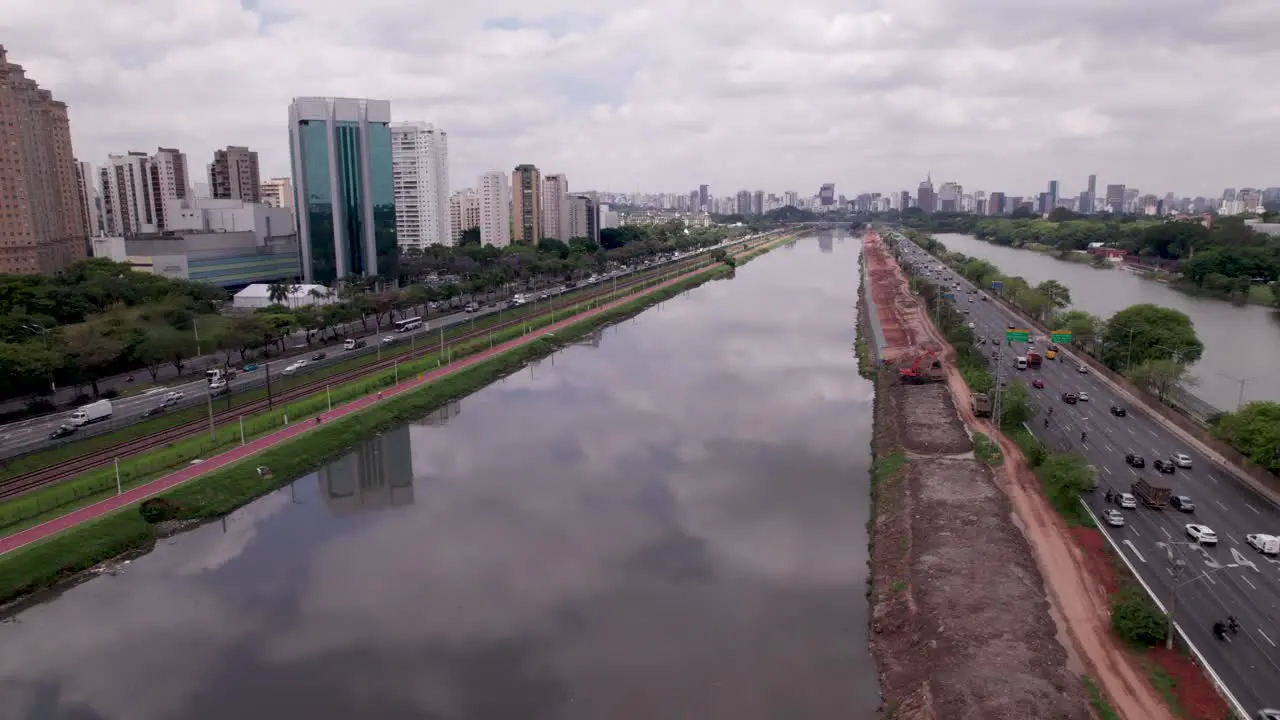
xmin=859 ymin=230 xmax=1173 ymax=720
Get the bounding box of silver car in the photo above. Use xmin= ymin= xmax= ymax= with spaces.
xmin=1102 ymin=509 xmax=1125 ymax=528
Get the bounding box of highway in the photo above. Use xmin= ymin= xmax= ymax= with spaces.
xmin=0 ymin=239 xmax=753 ymax=462
xmin=889 ymin=232 xmax=1280 ymax=718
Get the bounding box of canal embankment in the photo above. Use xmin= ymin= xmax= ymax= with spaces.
xmin=859 ymin=231 xmax=1096 ymax=719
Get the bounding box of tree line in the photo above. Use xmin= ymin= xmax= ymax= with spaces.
xmin=901 ymin=230 xmax=1280 ymax=473
xmin=0 ymin=221 xmax=740 ymax=412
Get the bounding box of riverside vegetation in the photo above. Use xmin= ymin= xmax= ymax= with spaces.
xmin=0 ymin=236 xmax=786 ymax=606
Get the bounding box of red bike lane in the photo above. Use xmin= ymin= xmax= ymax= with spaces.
xmin=0 ymin=266 xmax=710 ymax=557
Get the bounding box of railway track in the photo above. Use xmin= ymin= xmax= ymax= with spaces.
xmin=0 ymin=253 xmax=724 ymax=500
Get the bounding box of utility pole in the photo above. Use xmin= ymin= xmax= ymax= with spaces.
xmin=265 ymin=363 xmax=274 ymax=410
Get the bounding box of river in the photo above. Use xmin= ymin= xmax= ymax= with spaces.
xmin=0 ymin=231 xmax=880 ymax=720
xmin=934 ymin=233 xmax=1280 ymax=411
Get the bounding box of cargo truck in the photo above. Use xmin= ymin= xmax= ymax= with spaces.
xmin=1131 ymin=479 xmax=1171 ymax=509
xmin=971 ymin=393 xmax=992 ymax=417
xmin=1026 ymin=351 xmax=1043 ymax=369
xmin=70 ymin=399 xmax=113 ymax=426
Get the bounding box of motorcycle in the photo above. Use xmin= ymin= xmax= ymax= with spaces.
xmin=1213 ymin=621 xmax=1228 ymax=641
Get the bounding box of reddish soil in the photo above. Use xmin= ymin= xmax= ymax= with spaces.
xmin=863 ymin=232 xmax=923 ymax=362
xmin=1144 ymin=647 xmax=1230 ymax=719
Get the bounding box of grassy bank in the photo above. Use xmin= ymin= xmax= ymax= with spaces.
xmin=0 ymin=246 xmax=782 ymax=605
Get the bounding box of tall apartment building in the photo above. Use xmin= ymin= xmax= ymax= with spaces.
xmin=390 ymin=121 xmax=450 ymax=248
xmin=784 ymin=190 xmax=800 ymax=208
xmin=818 ymin=183 xmax=836 ymax=206
xmin=698 ymin=184 xmax=709 ymax=212
xmin=210 ymin=145 xmax=260 ymax=203
xmin=1047 ymin=179 xmax=1059 ymax=210
xmin=988 ymin=192 xmax=1006 ymax=216
xmin=0 ymin=45 xmax=87 ymax=274
xmin=448 ymin=189 xmax=480 ymax=243
xmin=752 ymin=190 xmax=765 ymax=215
xmin=288 ymin=97 xmax=397 ymax=284
xmin=541 ymin=174 xmax=570 ymax=241
xmin=101 ymin=153 xmax=161 ymax=236
xmin=259 ymin=177 xmax=293 ymax=209
xmin=568 ymin=194 xmax=597 ymax=244
xmin=938 ymin=182 xmax=961 ymax=211
xmin=512 ymin=164 xmax=541 ymax=244
xmin=150 ymin=146 xmax=190 ymax=230
xmin=74 ymin=160 xmax=102 ymax=238
xmin=1086 ymin=174 xmax=1097 ymax=214
xmin=478 ymin=171 xmax=511 ymax=247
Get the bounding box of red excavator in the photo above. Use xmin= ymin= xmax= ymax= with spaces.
xmin=899 ymin=350 xmax=946 ymax=384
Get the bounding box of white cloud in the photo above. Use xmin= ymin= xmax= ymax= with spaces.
xmin=4 ymin=1 xmax=1276 ymax=212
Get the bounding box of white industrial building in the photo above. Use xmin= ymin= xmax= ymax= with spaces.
xmin=232 ymin=283 xmax=336 ymax=310
xmin=391 ymin=121 xmax=451 ymax=248
xmin=478 ymin=170 xmax=511 ymax=247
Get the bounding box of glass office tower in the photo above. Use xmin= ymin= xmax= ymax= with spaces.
xmin=288 ymin=97 xmax=397 ymax=285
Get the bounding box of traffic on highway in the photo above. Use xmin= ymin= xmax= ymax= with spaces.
xmin=0 ymin=238 xmax=753 ymax=463
xmin=889 ymin=230 xmax=1280 ymax=718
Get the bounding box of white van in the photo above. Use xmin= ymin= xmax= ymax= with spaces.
xmin=1016 ymin=357 xmax=1028 ymax=370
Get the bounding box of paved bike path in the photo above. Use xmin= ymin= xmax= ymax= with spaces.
xmin=0 ymin=269 xmax=704 ymax=557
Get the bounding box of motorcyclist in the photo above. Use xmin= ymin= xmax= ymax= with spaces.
xmin=1048 ymin=407 xmax=1054 ymax=416
xmin=1044 ymin=417 xmax=1050 ymax=428
xmin=1105 ymin=489 xmax=1114 ymax=503
xmin=1081 ymin=431 xmax=1087 ymax=443
xmin=1228 ymin=615 xmax=1240 ymax=633
xmin=1213 ymin=621 xmax=1227 ymax=640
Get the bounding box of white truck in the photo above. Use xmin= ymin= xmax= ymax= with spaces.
xmin=70 ymin=399 xmax=113 ymax=426
xmin=1247 ymin=534 xmax=1280 ymax=555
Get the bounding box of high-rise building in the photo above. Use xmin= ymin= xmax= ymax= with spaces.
xmin=568 ymin=195 xmax=589 ymax=241
xmin=288 ymin=97 xmax=396 ymax=284
xmin=897 ymin=191 xmax=910 ymax=211
xmin=988 ymin=192 xmax=1005 ymax=216
xmin=74 ymin=161 xmax=102 ymax=239
xmin=0 ymin=45 xmax=87 ymax=274
xmin=784 ymin=190 xmax=799 ymax=208
xmin=752 ymin=190 xmax=765 ymax=215
xmin=819 ymin=183 xmax=836 ymax=206
xmin=478 ymin=171 xmax=511 ymax=247
xmin=917 ymin=175 xmax=935 ymax=213
xmin=1086 ymin=174 xmax=1097 ymax=214
xmin=390 ymin=122 xmax=450 ymax=249
xmin=541 ymin=173 xmax=570 ymax=241
xmin=698 ymin=184 xmax=709 ymax=212
xmin=101 ymin=152 xmax=161 ymax=236
xmin=1048 ymin=180 xmax=1059 ymax=210
xmin=448 ymin=189 xmax=480 ymax=243
xmin=512 ymin=164 xmax=541 ymax=244
xmin=210 ymin=145 xmax=260 ymax=204
xmin=1104 ymin=184 xmax=1125 ymax=214
xmin=938 ymin=181 xmax=961 ymax=212
xmin=260 ymin=177 xmax=294 ymax=209
xmin=149 ymin=146 xmax=191 ymax=230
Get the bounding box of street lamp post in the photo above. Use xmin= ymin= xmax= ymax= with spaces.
xmin=23 ymin=323 xmax=55 ymax=394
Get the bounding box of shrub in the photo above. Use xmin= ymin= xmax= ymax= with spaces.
xmin=1110 ymin=586 xmax=1167 ymax=647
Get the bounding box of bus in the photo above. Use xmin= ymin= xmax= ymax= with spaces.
xmin=395 ymin=316 xmax=425 ymax=333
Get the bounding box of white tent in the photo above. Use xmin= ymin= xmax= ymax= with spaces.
xmin=232 ymin=283 xmax=336 ymax=310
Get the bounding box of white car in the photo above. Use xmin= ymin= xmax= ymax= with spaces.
xmin=1077 ymin=391 xmax=1090 ymax=402
xmin=1077 ymin=364 xmax=1089 ymax=373
xmin=1186 ymin=524 xmax=1218 ymax=545
xmin=381 ymin=335 xmax=396 ymax=344
xmin=1117 ymin=492 xmax=1138 ymax=509
xmin=968 ymin=322 xmax=975 ymax=329
xmin=1102 ymin=509 xmax=1125 ymax=527
xmin=281 ymin=360 xmax=309 ymax=376
xmin=161 ymin=391 xmax=185 ymax=405
xmin=1173 ymin=453 xmax=1192 ymax=468
xmin=1246 ymin=534 xmax=1280 ymax=555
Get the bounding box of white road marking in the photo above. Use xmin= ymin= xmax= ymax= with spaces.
xmin=1241 ymin=575 xmax=1257 ymax=590
xmin=1216 ymin=501 xmax=1228 ymax=511
xmin=1161 ymin=526 xmax=1171 ymax=540
xmin=1206 ymin=474 xmax=1218 ymax=484
xmin=1203 ymin=570 xmax=1217 ymax=585
xmin=1246 ymin=503 xmax=1261 ymax=514
xmin=1127 ymin=427 xmax=1135 ymax=436
xmin=1130 ymin=526 xmax=1141 ymax=537
xmin=1103 ymin=465 xmax=1112 ymax=475
xmin=1230 ymin=547 xmax=1260 ymax=573
xmin=1227 ymin=533 xmax=1239 ymax=545
xmin=1123 ymin=539 xmax=1146 ymax=563
xmin=1260 ymin=629 xmax=1277 ymax=648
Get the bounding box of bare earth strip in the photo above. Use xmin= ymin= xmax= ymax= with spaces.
xmin=863 ymin=230 xmax=1173 ymax=720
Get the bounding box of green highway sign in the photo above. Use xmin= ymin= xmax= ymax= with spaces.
xmin=1051 ymin=331 xmax=1074 ymax=344
xmin=1006 ymin=329 xmax=1030 ymax=343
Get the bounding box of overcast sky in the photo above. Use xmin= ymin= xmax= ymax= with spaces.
xmin=4 ymin=0 xmax=1277 ymax=199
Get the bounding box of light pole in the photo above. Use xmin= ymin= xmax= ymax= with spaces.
xmin=1160 ymin=540 xmax=1239 ymax=650
xmin=23 ymin=323 xmax=55 ymax=394
xmin=1219 ymin=372 xmax=1257 ymax=410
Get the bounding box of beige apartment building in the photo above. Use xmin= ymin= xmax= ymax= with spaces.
xmin=0 ymin=45 xmax=87 ymax=274
xmin=541 ymin=173 xmax=570 ymax=241
xmin=211 ymin=145 xmax=261 ymax=203
xmin=512 ymin=164 xmax=541 ymax=245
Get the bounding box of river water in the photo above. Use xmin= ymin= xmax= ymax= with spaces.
xmin=934 ymin=233 xmax=1280 ymax=410
xmin=0 ymin=231 xmax=879 ymax=720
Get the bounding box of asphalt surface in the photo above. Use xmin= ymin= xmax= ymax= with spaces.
xmin=0 ymin=242 xmax=748 ymax=460
xmin=891 ymin=233 xmax=1280 ymax=717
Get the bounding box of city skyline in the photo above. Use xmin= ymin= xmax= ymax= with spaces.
xmin=5 ymin=1 xmax=1277 ymax=197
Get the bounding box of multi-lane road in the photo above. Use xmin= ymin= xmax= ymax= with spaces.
xmin=890 ymin=231 xmax=1280 ymax=718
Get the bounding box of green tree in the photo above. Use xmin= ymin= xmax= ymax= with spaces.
xmin=458 ymin=227 xmax=481 ymax=246
xmin=1035 ymin=279 xmax=1072 ymax=309
xmin=1211 ymin=401 xmax=1280 ymax=472
xmin=59 ymin=322 xmax=123 ymax=397
xmin=999 ymin=379 xmax=1036 ymax=429
xmin=1126 ymin=359 xmax=1197 ymax=403
xmin=1100 ymin=304 xmax=1204 ymax=371
xmin=137 ymin=326 xmax=190 ymax=380
xmin=1047 ymin=309 xmax=1102 ymax=344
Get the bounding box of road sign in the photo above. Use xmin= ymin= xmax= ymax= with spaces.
xmin=1051 ymin=331 xmax=1073 ymax=344
xmin=991 ymin=280 xmax=1004 ymax=291
xmin=1006 ymin=329 xmax=1030 ymax=342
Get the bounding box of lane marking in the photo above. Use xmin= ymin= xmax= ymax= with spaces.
xmin=1227 ymin=533 xmax=1239 ymax=545
xmin=1103 ymin=465 xmax=1112 ymax=475
xmin=1123 ymin=539 xmax=1146 ymax=563
xmin=1127 ymin=427 xmax=1135 ymax=436
xmin=1260 ymin=629 xmax=1277 ymax=648
xmin=1246 ymin=503 xmax=1261 ymax=515
xmin=1203 ymin=570 xmax=1217 ymax=585
xmin=1161 ymin=526 xmax=1171 ymax=539
xmin=1241 ymin=575 xmax=1257 ymax=590
xmin=1206 ymin=474 xmax=1219 ymax=484
xmin=1216 ymin=501 xmax=1228 ymax=511
xmin=1130 ymin=526 xmax=1141 ymax=537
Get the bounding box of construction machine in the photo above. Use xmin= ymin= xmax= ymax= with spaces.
xmin=899 ymin=350 xmax=946 ymax=384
